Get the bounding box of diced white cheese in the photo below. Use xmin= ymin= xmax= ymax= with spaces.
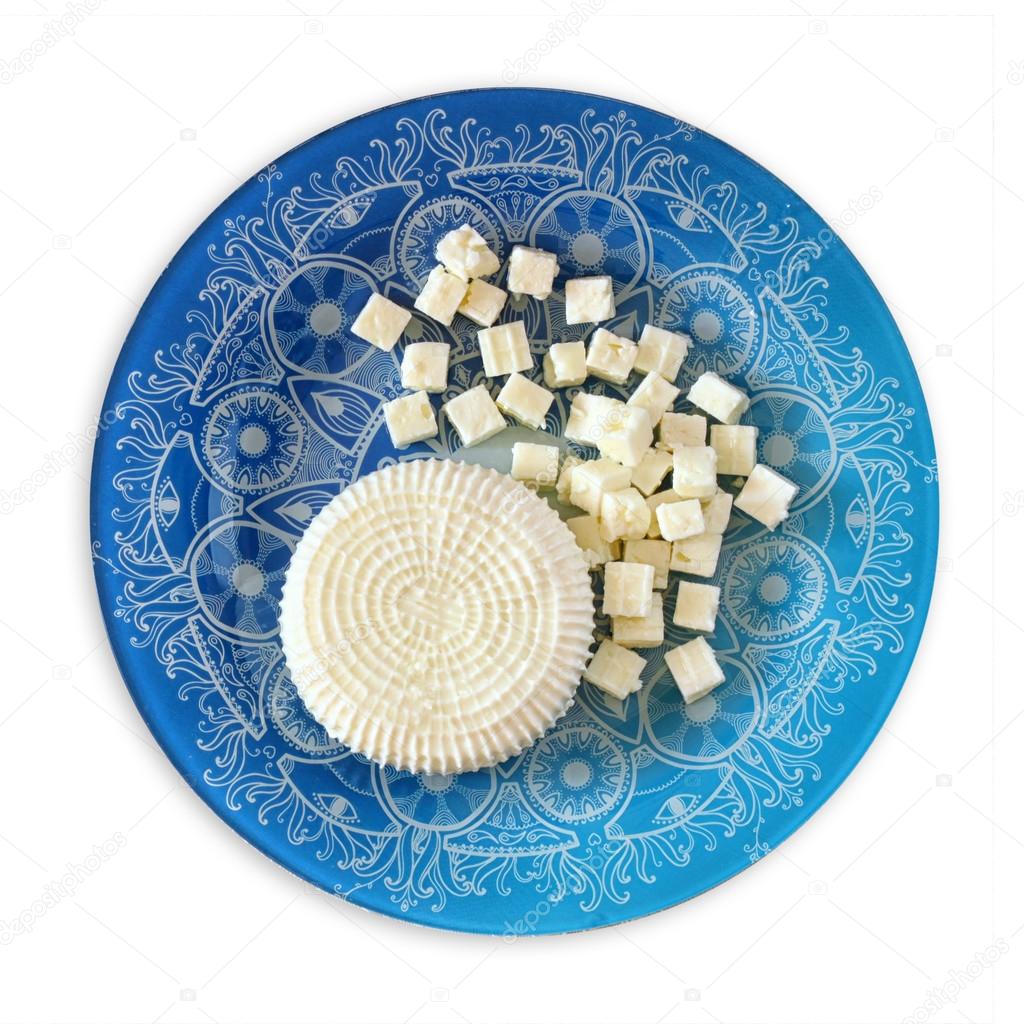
xmin=700 ymin=489 xmax=734 ymax=535
xmin=710 ymin=424 xmax=758 ymax=477
xmin=507 ymin=245 xmax=559 ymax=299
xmin=543 ymin=341 xmax=588 ymax=388
xmin=627 ymin=371 xmax=680 ymax=426
xmin=672 ymin=445 xmax=718 ymax=499
xmin=555 ymin=453 xmax=583 ymax=504
xmin=659 ymin=412 xmax=707 ymax=449
xmin=687 ymin=371 xmax=749 ymax=425
xmin=646 ymin=489 xmax=684 ymax=538
xmin=600 ymin=487 xmax=651 ymax=542
xmin=351 ymin=293 xmax=412 ymax=352
xmin=510 ymin=441 xmax=560 ymax=488
xmin=569 ymin=457 xmax=631 ymax=515
xmin=382 ymin=391 xmax=438 ymax=448
xmin=458 ymin=278 xmax=507 ymax=327
xmin=735 ymin=464 xmax=799 ymax=529
xmin=413 ymin=265 xmax=469 ymax=327
xmin=623 ymin=538 xmax=671 ymax=589
xmin=586 ymin=327 xmax=638 ymax=384
xmin=400 ymin=341 xmax=450 ymax=393
xmin=564 ymin=392 xmax=622 ymax=446
xmin=566 ymin=514 xmax=620 ymax=569
xmin=478 ymin=320 xmax=532 ymax=377
xmin=635 ymin=324 xmax=690 ymax=380
xmin=631 ymin=447 xmax=673 ymax=496
xmin=669 ymin=532 xmax=723 ymax=578
xmin=435 ymin=224 xmax=500 ymax=280
xmin=496 ymin=373 xmax=554 ymax=430
xmin=583 ymin=638 xmax=646 ymax=699
xmin=613 ymin=592 xmax=665 ymax=649
xmin=665 ymin=636 xmax=725 ymax=704
xmin=565 ymin=275 xmax=616 ymax=325
xmin=595 ymin=405 xmax=653 ymax=468
xmin=673 ymin=581 xmax=721 ymax=633
xmin=656 ymin=498 xmax=705 ymax=541
xmin=443 ymin=385 xmax=506 ymax=448
xmin=603 ymin=561 xmax=655 ymax=618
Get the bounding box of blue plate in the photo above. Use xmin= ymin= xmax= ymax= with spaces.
xmin=91 ymin=88 xmax=938 ymax=934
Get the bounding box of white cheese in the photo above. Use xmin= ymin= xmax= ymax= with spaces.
xmin=687 ymin=371 xmax=749 ymax=425
xmin=564 ymin=392 xmax=623 ymax=447
xmin=595 ymin=405 xmax=653 ymax=468
xmin=635 ymin=324 xmax=690 ymax=380
xmin=669 ymin=532 xmax=723 ymax=578
xmin=565 ymin=275 xmax=616 ymax=325
xmin=735 ymin=463 xmax=799 ymax=529
xmin=659 ymin=412 xmax=707 ymax=449
xmin=583 ymin=638 xmax=646 ymax=699
xmin=630 ymin=447 xmax=673 ymax=496
xmin=413 ymin=265 xmax=469 ymax=327
xmin=382 ymin=391 xmax=438 ymax=448
xmin=435 ymin=223 xmax=500 ymax=280
xmin=443 ymin=385 xmax=506 ymax=448
xmin=478 ymin=320 xmax=532 ymax=377
xmin=700 ymin=489 xmax=734 ymax=535
xmin=672 ymin=581 xmax=721 ymax=633
xmin=351 ymin=293 xmax=412 ymax=351
xmin=665 ymin=637 xmax=725 ymax=704
xmin=510 ymin=441 xmax=560 ymax=488
xmin=543 ymin=341 xmax=588 ymax=388
xmin=623 ymin=538 xmax=671 ymax=589
xmin=656 ymin=497 xmax=705 ymax=541
xmin=458 ymin=278 xmax=507 ymax=327
xmin=672 ymin=445 xmax=718 ymax=499
xmin=586 ymin=327 xmax=638 ymax=384
xmin=400 ymin=341 xmax=450 ymax=393
xmin=507 ymin=245 xmax=559 ymax=299
xmin=602 ymin=560 xmax=655 ymax=618
xmin=599 ymin=487 xmax=651 ymax=542
xmin=566 ymin=514 xmax=620 ymax=569
xmin=645 ymin=489 xmax=684 ymax=538
xmin=569 ymin=457 xmax=631 ymax=515
xmin=710 ymin=424 xmax=758 ymax=477
xmin=613 ymin=592 xmax=665 ymax=649
xmin=627 ymin=371 xmax=680 ymax=426
xmin=496 ymin=372 xmax=554 ymax=430
xmin=555 ymin=453 xmax=584 ymax=504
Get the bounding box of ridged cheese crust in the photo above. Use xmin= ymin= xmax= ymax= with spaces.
xmin=279 ymin=458 xmax=595 ymax=775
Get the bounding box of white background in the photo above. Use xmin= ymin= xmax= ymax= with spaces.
xmin=0 ymin=1 xmax=1018 ymax=1021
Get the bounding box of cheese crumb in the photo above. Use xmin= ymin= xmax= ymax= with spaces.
xmin=458 ymin=278 xmax=507 ymax=327
xmin=564 ymin=392 xmax=623 ymax=447
xmin=435 ymin=224 xmax=500 ymax=280
xmin=627 ymin=371 xmax=680 ymax=426
xmin=672 ymin=581 xmax=721 ymax=633
xmin=710 ymin=424 xmax=758 ymax=476
xmin=382 ymin=391 xmax=438 ymax=448
xmin=635 ymin=324 xmax=690 ymax=380
xmin=508 ymin=245 xmax=559 ymax=299
xmin=443 ymin=385 xmax=506 ymax=448
xmin=586 ymin=327 xmax=638 ymax=384
xmin=569 ymin=457 xmax=631 ymax=515
xmin=413 ymin=265 xmax=469 ymax=326
xmin=510 ymin=441 xmax=559 ymax=488
xmin=595 ymin=405 xmax=653 ymax=468
xmin=631 ymin=447 xmax=673 ymax=496
xmin=659 ymin=412 xmax=707 ymax=449
xmin=351 ymin=293 xmax=412 ymax=352
xmin=496 ymin=373 xmax=554 ymax=430
xmin=672 ymin=445 xmax=718 ymax=499
xmin=656 ymin=498 xmax=705 ymax=541
xmin=613 ymin=592 xmax=665 ymax=649
xmin=665 ymin=637 xmax=725 ymax=704
xmin=583 ymin=638 xmax=646 ymax=699
xmin=567 ymin=515 xmax=620 ymax=569
xmin=600 ymin=487 xmax=651 ymax=542
xmin=543 ymin=341 xmax=587 ymax=388
xmin=646 ymin=489 xmax=684 ymax=538
xmin=555 ymin=453 xmax=583 ymax=504
xmin=735 ymin=464 xmax=799 ymax=529
xmin=603 ymin=561 xmax=655 ymax=618
xmin=565 ymin=275 xmax=616 ymax=325
xmin=700 ymin=489 xmax=734 ymax=535
xmin=623 ymin=538 xmax=671 ymax=589
xmin=400 ymin=341 xmax=450 ymax=393
xmin=669 ymin=533 xmax=723 ymax=578
xmin=687 ymin=371 xmax=749 ymax=425
xmin=478 ymin=321 xmax=532 ymax=377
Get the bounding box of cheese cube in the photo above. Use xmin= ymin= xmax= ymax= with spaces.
xmin=656 ymin=498 xmax=705 ymax=541
xmin=458 ymin=278 xmax=507 ymax=327
xmin=564 ymin=392 xmax=623 ymax=446
xmin=710 ymin=424 xmax=758 ymax=476
xmin=673 ymin=581 xmax=721 ymax=633
xmin=635 ymin=324 xmax=689 ymax=380
xmin=543 ymin=341 xmax=587 ymax=388
xmin=701 ymin=489 xmax=734 ymax=534
xmin=567 ymin=515 xmax=620 ymax=569
xmin=583 ymin=638 xmax=646 ymax=699
xmin=603 ymin=561 xmax=655 ymax=617
xmin=586 ymin=328 xmax=638 ymax=384
xmin=623 ymin=538 xmax=671 ymax=589
xmin=599 ymin=487 xmax=651 ymax=542
xmin=627 ymin=371 xmax=680 ymax=426
xmin=496 ymin=373 xmax=553 ymax=430
xmin=660 ymin=412 xmax=707 ymax=448
xmin=672 ymin=445 xmax=718 ymax=499
xmin=569 ymin=457 xmax=630 ymax=515
xmin=413 ymin=265 xmax=469 ymax=327
xmin=555 ymin=453 xmax=583 ymax=503
xmin=595 ymin=406 xmax=653 ymax=468
xmin=631 ymin=448 xmax=673 ymax=496
xmin=351 ymin=293 xmax=412 ymax=352
xmin=507 ymin=245 xmax=559 ymax=299
xmin=669 ymin=533 xmax=723 ymax=578
xmin=735 ymin=464 xmax=799 ymax=529
xmin=382 ymin=391 xmax=438 ymax=448
xmin=665 ymin=637 xmax=725 ymax=704
xmin=400 ymin=342 xmax=450 ymax=393
xmin=435 ymin=224 xmax=500 ymax=280
xmin=688 ymin=371 xmax=749 ymax=424
xmin=613 ymin=593 xmax=664 ymax=649
xmin=510 ymin=441 xmax=559 ymax=488
xmin=443 ymin=385 xmax=506 ymax=448
xmin=565 ymin=275 xmax=616 ymax=325
xmin=646 ymin=489 xmax=684 ymax=538
xmin=478 ymin=321 xmax=532 ymax=377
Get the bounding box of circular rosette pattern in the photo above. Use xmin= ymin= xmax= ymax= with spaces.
xmin=643 ymin=664 xmax=760 ymax=764
xmin=192 ymin=523 xmax=294 ymax=641
xmin=657 ymin=270 xmax=758 ymax=376
xmin=268 ymin=260 xmax=377 ymax=375
xmin=530 ymin=191 xmax=646 ymax=288
xmin=524 ymin=725 xmax=630 ymax=824
xmin=201 ymin=389 xmax=304 ymax=494
xmin=380 ymin=768 xmax=497 ymax=831
xmin=722 ymin=537 xmax=827 ymax=640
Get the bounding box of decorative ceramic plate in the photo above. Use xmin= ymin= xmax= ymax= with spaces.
xmin=91 ymin=88 xmax=938 ymax=934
